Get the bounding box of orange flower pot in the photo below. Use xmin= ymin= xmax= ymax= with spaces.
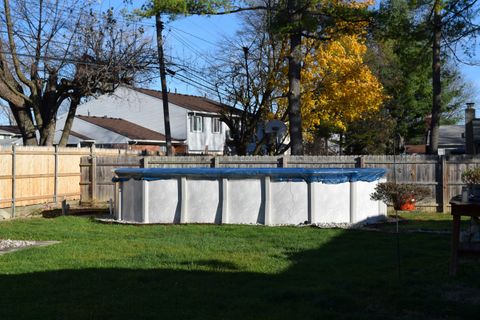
xmin=394 ymin=198 xmax=416 ymax=211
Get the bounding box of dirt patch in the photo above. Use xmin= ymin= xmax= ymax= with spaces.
xmin=42 ymin=207 xmax=110 ymax=218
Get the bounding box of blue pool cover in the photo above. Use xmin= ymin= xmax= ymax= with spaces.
xmin=113 ymin=168 xmax=387 ymax=184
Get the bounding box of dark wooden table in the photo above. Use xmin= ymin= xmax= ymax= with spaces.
xmin=449 ymin=197 xmax=480 ymax=276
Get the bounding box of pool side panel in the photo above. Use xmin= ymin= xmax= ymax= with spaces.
xmin=121 ymin=179 xmax=143 ymax=222
xmin=313 ymin=182 xmax=351 ymax=223
xmin=354 ymin=180 xmax=385 ymax=224
xmin=186 ymin=179 xmax=221 ymax=223
xmin=227 ymin=179 xmax=263 ymax=225
xmin=148 ymin=179 xmax=180 ymax=223
xmin=270 ymin=181 xmax=308 ymax=225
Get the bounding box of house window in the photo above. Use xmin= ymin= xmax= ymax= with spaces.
xmin=191 ymin=115 xmax=203 ymax=132
xmin=212 ymin=118 xmax=222 ymax=133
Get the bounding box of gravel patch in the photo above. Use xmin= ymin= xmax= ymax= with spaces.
xmin=0 ymin=239 xmax=36 ymax=250
xmin=0 ymin=239 xmax=59 ymax=255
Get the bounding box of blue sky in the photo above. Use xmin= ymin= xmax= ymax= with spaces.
xmin=1 ymin=0 xmax=477 ymax=123
xmin=102 ymin=0 xmax=479 ymax=107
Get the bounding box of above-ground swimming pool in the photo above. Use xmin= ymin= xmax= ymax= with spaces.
xmin=113 ymin=168 xmax=387 ymax=225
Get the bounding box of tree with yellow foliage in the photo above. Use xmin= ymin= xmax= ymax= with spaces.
xmin=215 ymin=30 xmax=385 ymax=154
xmin=272 ymin=0 xmax=385 ymax=147
xmin=299 ymin=35 xmax=385 ymax=142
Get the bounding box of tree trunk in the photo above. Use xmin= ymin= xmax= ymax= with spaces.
xmin=9 ymin=102 xmax=37 ymax=146
xmin=288 ymin=0 xmax=303 ymax=155
xmin=429 ymin=1 xmax=442 ymax=154
xmin=59 ymin=96 xmax=80 ymax=146
xmin=39 ymin=119 xmax=56 ymax=146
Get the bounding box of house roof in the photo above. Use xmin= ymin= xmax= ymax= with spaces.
xmin=0 ymin=137 xmax=22 ymax=145
xmin=132 ymin=87 xmax=233 ymax=114
xmin=76 ymin=115 xmax=183 ymax=142
xmin=69 ymin=130 xmax=92 ymax=141
xmin=0 ymin=126 xmax=21 ymax=135
xmin=439 ymin=125 xmax=464 ymax=146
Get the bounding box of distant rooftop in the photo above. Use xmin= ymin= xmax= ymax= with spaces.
xmin=132 ymin=87 xmax=235 ymax=114
xmin=438 ymin=125 xmax=464 ymax=146
xmin=76 ymin=115 xmax=184 ymax=142
xmin=0 ymin=126 xmax=21 ymax=135
xmin=69 ymin=130 xmax=92 ymax=141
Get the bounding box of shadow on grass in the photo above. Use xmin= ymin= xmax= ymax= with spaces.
xmin=374 ymin=216 xmax=477 ymax=235
xmin=1 ymin=224 xmax=479 ymax=320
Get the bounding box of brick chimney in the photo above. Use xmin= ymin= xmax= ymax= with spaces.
xmin=465 ymin=102 xmax=476 ymax=154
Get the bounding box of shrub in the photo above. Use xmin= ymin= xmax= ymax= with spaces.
xmin=370 ymin=182 xmax=430 ymax=209
xmin=461 ymin=167 xmax=480 ymax=185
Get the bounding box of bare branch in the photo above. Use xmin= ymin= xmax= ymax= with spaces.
xmin=3 ymin=0 xmax=37 ymax=94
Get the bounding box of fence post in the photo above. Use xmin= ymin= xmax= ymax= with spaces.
xmin=11 ymin=145 xmax=16 ymax=218
xmin=355 ymin=156 xmax=365 ymax=168
xmin=54 ymin=145 xmax=59 ymax=204
xmin=280 ymin=156 xmax=289 ymax=168
xmin=142 ymin=157 xmax=150 ymax=168
xmin=440 ymin=155 xmax=449 ymax=213
xmin=90 ymin=145 xmax=97 ymax=202
xmin=211 ymin=156 xmax=219 ymax=168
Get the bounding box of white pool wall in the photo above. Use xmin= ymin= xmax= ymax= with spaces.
xmin=115 ymin=173 xmax=387 ymax=225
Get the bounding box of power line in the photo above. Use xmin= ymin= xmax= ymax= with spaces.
xmin=169 ymin=30 xmax=218 ymax=66
xmin=0 ymin=50 xmax=159 ymax=71
xmin=175 ymin=68 xmax=230 ymax=97
xmin=168 ymin=26 xmax=218 ymax=46
xmin=171 ymin=73 xmax=229 ymax=101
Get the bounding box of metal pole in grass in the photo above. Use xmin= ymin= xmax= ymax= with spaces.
xmin=393 ymin=134 xmax=401 ymax=280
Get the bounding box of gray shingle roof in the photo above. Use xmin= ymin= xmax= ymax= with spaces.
xmin=76 ymin=115 xmax=183 ymax=141
xmin=439 ymin=125 xmax=464 ymax=146
xmin=132 ymin=87 xmax=236 ymax=114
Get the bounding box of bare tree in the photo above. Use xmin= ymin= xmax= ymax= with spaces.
xmin=209 ymin=11 xmax=288 ymax=155
xmin=0 ymin=0 xmax=155 ymax=146
xmin=57 ymin=9 xmax=156 ymax=146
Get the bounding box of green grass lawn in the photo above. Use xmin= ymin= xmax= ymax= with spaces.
xmin=0 ymin=214 xmax=479 ymax=319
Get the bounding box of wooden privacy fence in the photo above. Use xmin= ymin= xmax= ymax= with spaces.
xmin=3 ymin=148 xmax=478 ymax=213
xmin=0 ymin=145 xmax=137 ymax=217
xmin=80 ymin=154 xmax=480 ymax=212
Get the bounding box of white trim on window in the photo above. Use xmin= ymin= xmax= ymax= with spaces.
xmin=190 ymin=115 xmax=203 ymax=132
xmin=211 ymin=117 xmax=221 ymax=133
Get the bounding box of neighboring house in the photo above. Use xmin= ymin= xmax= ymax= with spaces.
xmin=408 ymin=125 xmax=465 ymax=155
xmin=54 ymin=86 xmax=234 ymax=154
xmin=0 ymin=126 xmax=22 ymax=146
xmin=437 ymin=125 xmax=465 ymax=155
xmin=411 ymin=104 xmax=476 ymax=155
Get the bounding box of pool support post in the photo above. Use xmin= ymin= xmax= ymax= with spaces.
xmin=350 ymin=182 xmax=357 ymax=224
xmin=180 ymin=177 xmax=187 ymax=224
xmin=221 ymin=178 xmax=228 ymax=224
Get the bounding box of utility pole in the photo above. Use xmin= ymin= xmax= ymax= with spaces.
xmin=155 ymin=13 xmax=173 ymax=156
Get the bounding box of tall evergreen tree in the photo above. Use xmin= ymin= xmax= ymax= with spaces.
xmin=366 ymin=0 xmax=473 ymax=149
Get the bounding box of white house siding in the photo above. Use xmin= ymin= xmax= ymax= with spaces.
xmin=186 ymin=113 xmax=228 ymax=153
xmin=55 ymin=86 xmax=229 ymax=153
xmin=55 ymin=87 xmax=187 ymax=141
